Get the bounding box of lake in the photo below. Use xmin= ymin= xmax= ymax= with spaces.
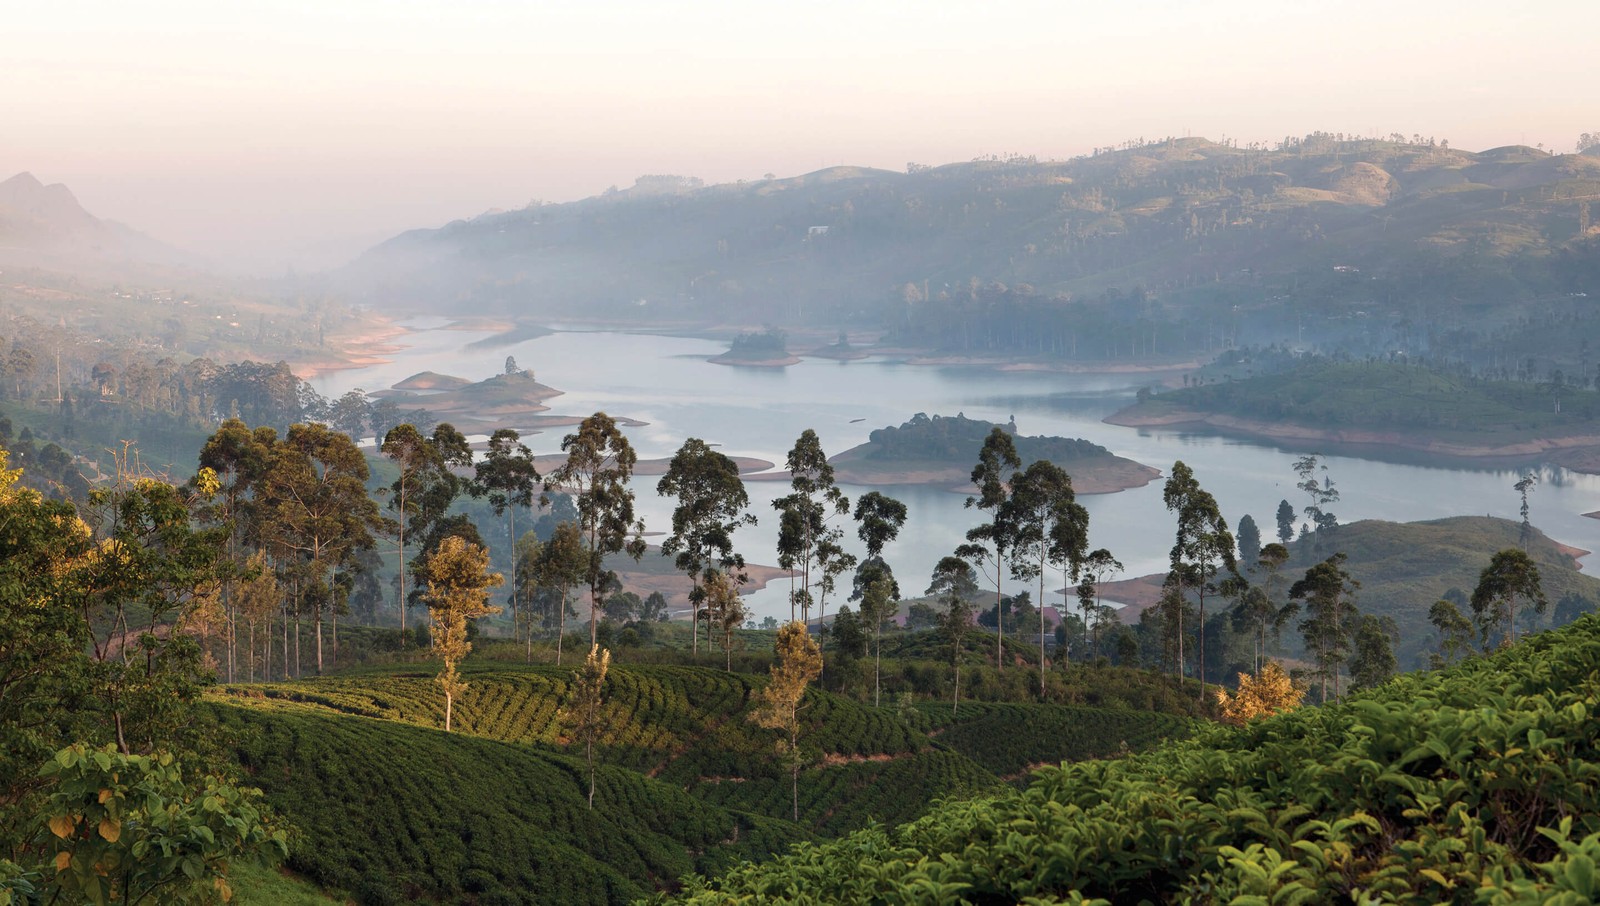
xmin=312 ymin=321 xmax=1600 ymax=620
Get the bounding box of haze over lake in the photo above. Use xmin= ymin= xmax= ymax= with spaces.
xmin=314 ymin=321 xmax=1600 ymax=619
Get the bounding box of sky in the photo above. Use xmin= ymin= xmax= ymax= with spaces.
xmin=4 ymin=0 xmax=1597 ymax=273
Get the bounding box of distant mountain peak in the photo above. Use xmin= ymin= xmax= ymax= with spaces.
xmin=0 ymin=171 xmax=181 ymax=267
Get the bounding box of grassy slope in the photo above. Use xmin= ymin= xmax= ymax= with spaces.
xmin=215 ymin=659 xmax=1202 ymax=901
xmin=1286 ymin=516 xmax=1600 ymax=667
xmin=664 ymin=615 xmax=1600 ymax=904
xmin=911 ymin=701 xmax=1194 ymax=779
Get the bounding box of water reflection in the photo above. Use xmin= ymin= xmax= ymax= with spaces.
xmin=314 ymin=325 xmax=1600 ymax=620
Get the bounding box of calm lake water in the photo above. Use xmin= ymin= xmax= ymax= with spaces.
xmin=313 ymin=321 xmax=1600 ymax=620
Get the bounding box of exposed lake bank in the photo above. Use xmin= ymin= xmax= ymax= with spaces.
xmin=1106 ymin=405 xmax=1600 ymax=477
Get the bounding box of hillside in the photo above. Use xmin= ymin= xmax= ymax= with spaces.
xmin=0 ymin=171 xmax=182 ymax=268
xmin=338 ymin=137 xmax=1600 ymax=361
xmin=211 ymin=660 xmax=1195 ymax=902
xmin=1108 ymin=359 xmax=1600 ymax=468
xmin=663 ymin=614 xmax=1600 ymax=904
xmin=1105 ymin=515 xmax=1600 ymax=670
xmin=1282 ymin=516 xmax=1600 ymax=666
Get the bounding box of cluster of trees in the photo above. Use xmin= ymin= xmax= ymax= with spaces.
xmin=857 ymin=412 xmax=1114 ymax=464
xmin=0 ymin=445 xmax=288 ymax=901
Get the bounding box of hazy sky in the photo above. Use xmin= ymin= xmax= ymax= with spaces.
xmin=5 ymin=0 xmax=1596 ymax=272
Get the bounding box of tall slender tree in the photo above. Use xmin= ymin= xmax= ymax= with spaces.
xmin=381 ymin=423 xmax=473 ymax=640
xmin=658 ymin=438 xmax=754 ymax=655
xmin=750 ymin=621 xmax=823 ymax=823
xmin=547 ymin=413 xmax=646 ymax=648
xmin=1291 ymin=553 xmax=1360 ymax=702
xmin=565 ymin=645 xmax=610 ymax=808
xmin=964 ymin=427 xmax=1022 ymax=670
xmin=422 ymin=535 xmax=503 ymax=732
xmin=535 ymin=521 xmax=589 ymax=666
xmin=930 ymin=556 xmax=977 ymax=716
xmin=1006 ymin=460 xmax=1089 ymax=694
xmin=1293 ymin=453 xmax=1340 ymax=533
xmin=1076 ymin=548 xmax=1123 ymax=654
xmin=1513 ymin=473 xmax=1538 ymax=552
xmin=473 ymin=428 xmax=540 ymax=645
xmin=1163 ymin=460 xmax=1236 ymax=696
xmin=264 ymin=423 xmax=379 ymax=675
xmin=772 ymin=430 xmax=850 ymax=626
xmin=196 ymin=418 xmax=276 ymax=683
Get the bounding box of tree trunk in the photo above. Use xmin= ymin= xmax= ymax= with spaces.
xmin=445 ymin=690 xmax=453 ymax=732
xmin=556 ymin=592 xmax=567 ymax=667
xmin=1196 ymin=586 xmax=1206 ymax=701
xmin=874 ymin=628 xmax=881 ymax=708
xmin=952 ymin=663 xmax=960 ymax=716
xmin=316 ymin=610 xmax=324 ymax=676
xmin=996 ymin=552 xmax=1005 ymax=670
xmin=397 ymin=496 xmax=408 ymax=643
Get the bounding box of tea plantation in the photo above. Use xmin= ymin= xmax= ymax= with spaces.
xmin=662 ymin=614 xmax=1600 ymax=904
xmin=211 ymin=661 xmax=1195 ymax=902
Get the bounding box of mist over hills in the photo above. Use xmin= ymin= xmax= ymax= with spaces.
xmin=338 ymin=135 xmax=1600 ymax=339
xmin=0 ymin=171 xmax=185 ymax=271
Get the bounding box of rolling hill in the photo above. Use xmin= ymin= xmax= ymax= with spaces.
xmin=210 ymin=660 xmax=1194 ymax=902
xmin=338 ymin=136 xmax=1600 ymax=357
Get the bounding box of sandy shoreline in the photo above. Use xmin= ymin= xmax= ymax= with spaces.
xmin=1106 ymin=405 xmax=1600 ymax=474
xmin=286 ymin=314 xmax=411 ymax=381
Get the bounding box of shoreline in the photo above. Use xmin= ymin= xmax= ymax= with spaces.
xmin=1106 ymin=405 xmax=1600 ymax=474
xmin=285 ymin=312 xmax=410 ymax=381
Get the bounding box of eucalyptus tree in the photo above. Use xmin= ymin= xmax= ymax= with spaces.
xmin=772 ymin=429 xmax=849 ymax=625
xmin=657 ymin=437 xmax=754 ymax=655
xmin=1231 ymin=543 xmax=1295 ymax=673
xmin=1428 ymin=598 xmax=1475 ymax=667
xmin=422 ymin=535 xmax=502 ymax=732
xmin=1293 ymin=454 xmax=1339 ymax=533
xmin=1290 ymin=553 xmax=1360 ymax=702
xmin=1470 ymin=548 xmax=1547 ymax=648
xmin=964 ymin=427 xmax=1022 ymax=670
xmin=381 ymin=423 xmax=473 ymax=640
xmin=547 ymin=412 xmax=646 ymax=648
xmin=473 ymin=428 xmax=540 ymax=643
xmin=1006 ymin=460 xmax=1089 ymax=694
xmin=1513 ymin=473 xmax=1538 ymax=552
xmin=928 ymin=556 xmax=978 ymax=715
xmin=1076 ymin=548 xmax=1123 ymax=653
xmin=535 ymin=521 xmax=589 ymax=666
xmin=196 ymin=418 xmax=277 ymax=682
xmin=263 ymin=423 xmax=380 ymax=675
xmin=1163 ymin=460 xmax=1237 ymax=696
xmin=858 ymin=571 xmax=897 ymax=707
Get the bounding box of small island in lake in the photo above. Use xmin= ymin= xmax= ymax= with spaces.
xmin=373 ymin=367 xmax=567 ymax=429
xmin=827 ymin=412 xmax=1160 ymax=493
xmin=708 ymin=327 xmax=801 ymax=367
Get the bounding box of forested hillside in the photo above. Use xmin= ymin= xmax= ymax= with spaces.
xmin=343 ymin=136 xmax=1600 ymax=364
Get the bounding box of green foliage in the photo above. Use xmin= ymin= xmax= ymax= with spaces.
xmin=665 ymin=614 xmax=1600 ymax=904
xmin=911 ymin=701 xmax=1192 ymax=778
xmin=36 ymin=743 xmax=287 ymax=905
xmin=210 ymin=702 xmax=771 ymax=905
xmin=1135 ymin=359 xmax=1600 ymax=440
xmin=1276 ymin=516 xmax=1600 ymax=668
xmin=860 ymin=412 xmax=1114 ymax=465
